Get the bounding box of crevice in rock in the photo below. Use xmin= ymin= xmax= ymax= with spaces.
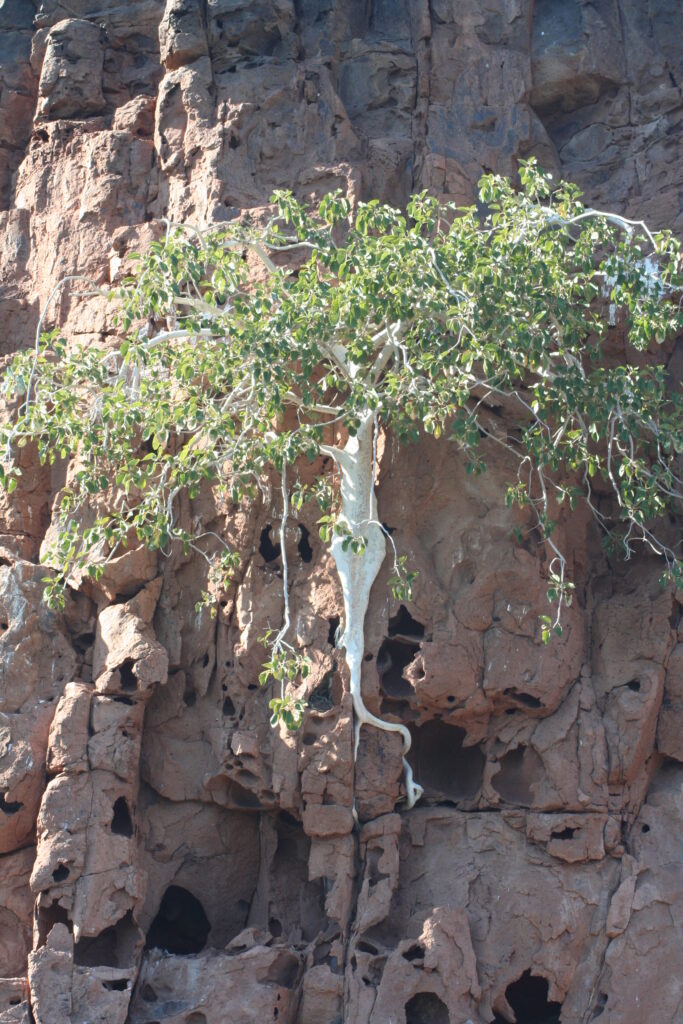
xmin=503 ymin=687 xmax=543 ymax=710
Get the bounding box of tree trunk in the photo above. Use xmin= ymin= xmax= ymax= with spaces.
xmin=328 ymin=412 xmax=423 ymax=810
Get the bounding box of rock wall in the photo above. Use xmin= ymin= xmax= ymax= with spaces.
xmin=0 ymin=1 xmax=682 ymax=1022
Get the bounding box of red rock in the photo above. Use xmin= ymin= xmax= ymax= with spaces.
xmin=0 ymin=2 xmax=681 ymax=1020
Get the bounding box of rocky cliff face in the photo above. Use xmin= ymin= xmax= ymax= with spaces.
xmin=0 ymin=2 xmax=682 ymax=1022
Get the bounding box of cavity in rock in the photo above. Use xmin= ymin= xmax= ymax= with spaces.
xmin=146 ymin=885 xmax=211 ymax=955
xmin=494 ymin=969 xmax=562 ymax=1023
xmin=259 ymin=525 xmax=281 ymax=563
xmin=407 ymin=721 xmax=484 ymax=802
xmin=297 ymin=524 xmax=313 ymax=562
xmin=492 ymin=746 xmax=543 ymax=807
xmin=405 ymin=991 xmax=449 ymax=1024
xmin=111 ymin=797 xmax=133 ymax=837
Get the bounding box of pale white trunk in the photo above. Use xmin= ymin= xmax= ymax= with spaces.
xmin=327 ymin=412 xmax=423 ymax=810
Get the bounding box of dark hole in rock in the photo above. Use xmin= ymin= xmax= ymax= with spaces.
xmin=73 ymin=631 xmax=95 ymax=654
xmin=37 ymin=904 xmax=72 ymax=948
xmin=381 ymin=522 xmax=395 ymax=535
xmin=118 ymin=659 xmax=138 ymax=692
xmin=302 ymin=733 xmax=317 ymax=746
xmin=146 ymin=886 xmax=210 ymax=955
xmin=269 ymin=917 xmax=283 ymax=937
xmin=141 ymin=984 xmax=158 ymax=1002
xmin=492 ymin=746 xmax=543 ymax=807
xmin=503 ymin=687 xmax=543 ymax=709
xmin=247 ymin=683 xmax=257 ymax=690
xmin=627 ymin=679 xmax=641 ymax=692
xmin=327 ymin=616 xmax=340 ymax=646
xmin=377 ymin=637 xmax=419 ymax=698
xmin=183 ymin=689 xmax=196 ymax=707
xmin=405 ymin=991 xmax=449 ymax=1024
xmin=224 ymin=779 xmax=261 ymax=809
xmin=388 ymin=605 xmax=425 ymax=639
xmin=0 ymin=620 xmax=8 ymax=631
xmin=261 ymin=951 xmax=300 ymax=988
xmin=641 ymin=824 xmax=650 ymax=833
xmin=259 ymin=525 xmax=281 ymax=563
xmin=551 ymin=826 xmax=576 ymax=840
xmin=357 ymin=940 xmax=379 ymax=955
xmin=402 ymin=944 xmax=425 ymax=962
xmin=493 ymin=970 xmax=562 ymax=1024
xmin=407 ymin=721 xmax=484 ymax=801
xmin=222 ymin=696 xmax=236 ymax=716
xmin=309 ymin=670 xmax=337 ymax=712
xmin=113 ymin=695 xmax=134 ymax=706
xmin=52 ymin=864 xmax=69 ymax=882
xmin=298 ymin=524 xmax=313 ymax=562
xmin=75 ymin=911 xmax=137 ymax=968
xmin=0 ymin=793 xmax=23 ymax=814
xmin=362 ymin=954 xmax=387 ymax=987
xmin=103 ymin=979 xmax=128 ymax=992
xmin=9 ymin=999 xmax=20 ymax=1006
xmin=186 ymin=1014 xmax=207 ymax=1024
xmin=228 ymin=134 xmax=239 ymax=149
xmin=202 ymin=653 xmax=210 ymax=668
xmin=364 ymin=652 xmax=373 ymax=662
xmin=590 ymin=992 xmax=608 ymax=1019
xmin=111 ymin=797 xmax=133 ymax=837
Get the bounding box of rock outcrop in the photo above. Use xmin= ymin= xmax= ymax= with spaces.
xmin=0 ymin=1 xmax=681 ymax=1022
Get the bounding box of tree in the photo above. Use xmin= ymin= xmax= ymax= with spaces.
xmin=1 ymin=160 xmax=681 ymax=808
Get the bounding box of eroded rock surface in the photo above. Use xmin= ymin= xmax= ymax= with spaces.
xmin=0 ymin=1 xmax=681 ymax=1022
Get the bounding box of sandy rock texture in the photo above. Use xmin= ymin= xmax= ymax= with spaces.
xmin=0 ymin=1 xmax=682 ymax=1022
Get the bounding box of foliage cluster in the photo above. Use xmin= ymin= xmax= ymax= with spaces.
xmin=1 ymin=160 xmax=681 ymax=719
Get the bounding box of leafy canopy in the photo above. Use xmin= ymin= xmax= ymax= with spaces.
xmin=1 ymin=159 xmax=681 ymax=661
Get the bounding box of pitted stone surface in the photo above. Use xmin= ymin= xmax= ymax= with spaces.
xmin=0 ymin=1 xmax=681 ymax=1021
